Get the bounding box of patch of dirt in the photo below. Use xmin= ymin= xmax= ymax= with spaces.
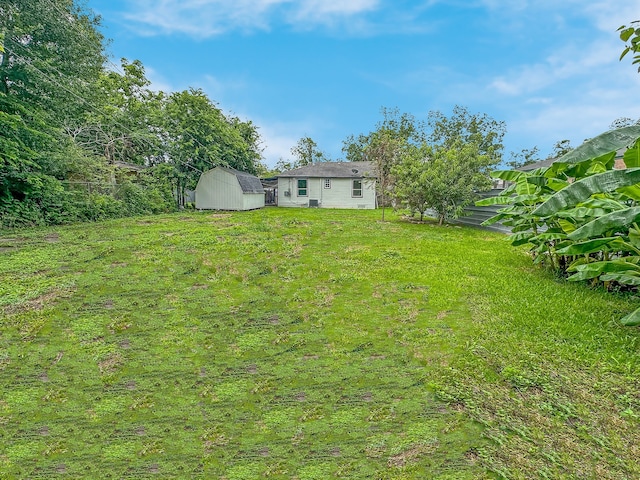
xmin=119 ymin=339 xmax=131 ymax=349
xmin=2 ymin=288 xmax=74 ymax=315
xmin=199 ymin=367 xmax=207 ymax=378
xmin=464 ymin=448 xmax=480 ymax=464
xmin=98 ymin=353 xmax=123 ymax=375
xmin=56 ymin=464 xmax=67 ymax=474
xmin=191 ymin=284 xmax=208 ymax=290
xmin=268 ymin=315 xmax=280 ymax=325
xmin=44 ymin=233 xmax=60 ymax=243
xmin=437 ymin=310 xmax=452 ymax=320
xmin=302 ymin=354 xmax=319 ymax=361
xmin=246 ymin=364 xmax=258 ymax=375
xmin=148 ymin=464 xmax=160 ymax=474
xmin=126 ymin=381 xmax=137 ymax=391
xmin=110 ymin=262 xmax=127 ymax=268
xmin=135 ymin=426 xmax=146 ymax=436
xmin=368 ymin=354 xmax=386 ymax=360
xmin=38 ymin=372 xmax=50 ymax=383
xmin=39 ymin=426 xmax=50 ymax=436
xmin=362 ymin=392 xmax=374 ymax=402
xmin=388 ymin=443 xmax=437 ymax=468
xmin=295 ymin=392 xmax=307 ymax=402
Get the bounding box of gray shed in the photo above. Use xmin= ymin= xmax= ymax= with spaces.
xmin=195 ymin=166 xmax=265 ymax=211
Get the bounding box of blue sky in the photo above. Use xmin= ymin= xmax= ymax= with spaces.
xmin=87 ymin=0 xmax=640 ymax=167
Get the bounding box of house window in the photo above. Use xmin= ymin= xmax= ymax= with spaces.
xmin=352 ymin=179 xmax=362 ymax=198
xmin=297 ymin=179 xmax=308 ymax=197
xmin=324 ymin=178 xmax=331 ymax=189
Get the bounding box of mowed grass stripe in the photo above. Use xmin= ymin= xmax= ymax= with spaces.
xmin=1 ymin=208 xmax=638 ymax=479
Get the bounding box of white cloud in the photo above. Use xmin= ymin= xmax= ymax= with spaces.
xmin=505 ymin=67 xmax=640 ymax=156
xmin=490 ymin=38 xmax=620 ymax=97
xmin=584 ymin=0 xmax=640 ymax=32
xmin=121 ymin=0 xmax=380 ymax=37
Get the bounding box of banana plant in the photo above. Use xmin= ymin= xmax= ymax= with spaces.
xmin=477 ymin=126 xmax=640 ymax=325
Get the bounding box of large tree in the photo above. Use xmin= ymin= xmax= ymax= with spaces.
xmin=290 ymin=136 xmax=329 ymax=166
xmin=342 ymin=107 xmax=424 ymax=220
xmin=67 ymin=59 xmax=165 ymax=167
xmin=427 ymin=105 xmax=505 ymax=164
xmin=393 ymin=141 xmax=496 ymax=225
xmin=342 ymin=107 xmax=424 ymax=163
xmin=163 ymin=88 xmax=262 ymax=204
xmin=0 ymin=0 xmax=106 ymax=223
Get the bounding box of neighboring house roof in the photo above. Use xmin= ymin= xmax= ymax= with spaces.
xmin=517 ymin=158 xmax=557 ymax=171
xmin=518 ymin=147 xmax=627 ymax=172
xmin=217 ymin=166 xmax=264 ymax=194
xmin=277 ymin=161 xmax=374 ymax=178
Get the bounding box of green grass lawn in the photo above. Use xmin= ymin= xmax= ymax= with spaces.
xmin=1 ymin=208 xmax=639 ymax=479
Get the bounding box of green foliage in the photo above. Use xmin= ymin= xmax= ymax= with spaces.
xmin=552 ymin=126 xmax=640 ymax=165
xmin=478 ymin=126 xmax=640 ymax=325
xmin=290 ymin=136 xmax=330 ymax=166
xmin=427 ymin=105 xmax=505 ymax=164
xmin=506 ymin=146 xmax=540 ymax=169
xmin=619 ymin=20 xmax=640 ymax=71
xmin=0 ymin=1 xmax=263 ymax=227
xmin=394 ymin=142 xmax=495 ymax=225
xmin=344 ymin=106 xmax=502 ymax=223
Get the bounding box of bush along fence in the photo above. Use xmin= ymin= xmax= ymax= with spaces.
xmin=476 ymin=125 xmax=640 ymax=326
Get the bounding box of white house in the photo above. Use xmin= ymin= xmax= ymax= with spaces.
xmin=195 ymin=166 xmax=265 ymax=211
xmin=277 ymin=162 xmax=376 ymax=209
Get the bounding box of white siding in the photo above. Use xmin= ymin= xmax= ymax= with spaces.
xmin=242 ymin=193 xmax=266 ymax=210
xmin=195 ymin=168 xmax=264 ymax=210
xmin=277 ymin=177 xmax=376 ymax=209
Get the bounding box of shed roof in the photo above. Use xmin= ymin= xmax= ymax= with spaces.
xmin=277 ymin=161 xmax=374 ymax=178
xmin=217 ymin=166 xmax=264 ymax=194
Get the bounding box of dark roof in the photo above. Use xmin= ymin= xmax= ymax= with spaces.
xmin=277 ymin=161 xmax=374 ymax=178
xmin=217 ymin=166 xmax=264 ymax=194
xmin=517 ymin=157 xmax=557 ymax=171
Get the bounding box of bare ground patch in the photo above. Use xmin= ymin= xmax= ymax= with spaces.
xmin=2 ymin=288 xmax=75 ymax=315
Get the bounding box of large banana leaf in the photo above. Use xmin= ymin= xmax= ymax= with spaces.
xmin=600 ymin=271 xmax=640 ymax=286
xmin=490 ymin=170 xmax=524 ymax=181
xmin=556 ymin=237 xmax=623 ymax=255
xmin=507 ymin=231 xmax=536 ymax=246
xmin=532 ymin=168 xmax=640 ymax=217
xmin=567 ymin=259 xmax=640 ymax=281
xmin=555 ymin=126 xmax=640 ymax=164
xmin=620 ymin=307 xmax=640 ymax=326
xmin=481 ymin=213 xmax=508 ymax=226
xmin=623 ymin=142 xmax=640 ymax=168
xmin=617 ymin=184 xmax=640 ymax=200
xmin=568 ymin=207 xmax=640 ymax=241
xmin=475 ymin=196 xmax=516 ymax=206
